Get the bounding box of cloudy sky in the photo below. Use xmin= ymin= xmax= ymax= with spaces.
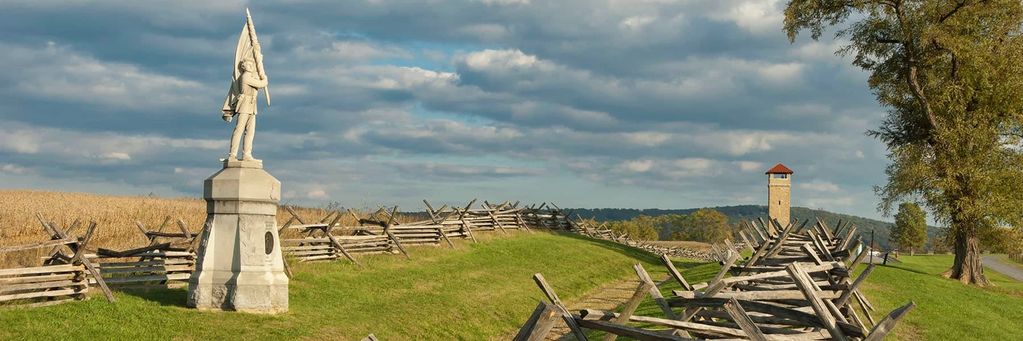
xmin=0 ymin=0 xmax=890 ymax=219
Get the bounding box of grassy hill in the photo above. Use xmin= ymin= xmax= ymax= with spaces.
xmin=571 ymin=205 xmax=943 ymax=249
xmin=0 ymin=232 xmax=674 ymax=340
xmin=860 ymin=255 xmax=1023 ymax=340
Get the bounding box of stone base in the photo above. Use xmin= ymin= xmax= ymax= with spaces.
xmin=188 ymin=271 xmax=289 ymax=314
xmin=187 ymin=162 xmax=288 ymax=313
xmin=223 ymin=159 xmax=263 ymax=169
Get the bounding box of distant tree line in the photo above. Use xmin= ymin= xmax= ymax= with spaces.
xmin=570 ymin=205 xmax=940 ymax=249
xmin=595 ymin=208 xmax=735 ymax=244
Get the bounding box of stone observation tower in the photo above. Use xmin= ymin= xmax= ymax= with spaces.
xmin=766 ymin=163 xmax=793 ymax=227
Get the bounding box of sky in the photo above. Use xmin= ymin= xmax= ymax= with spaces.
xmin=0 ymin=0 xmax=892 ymax=219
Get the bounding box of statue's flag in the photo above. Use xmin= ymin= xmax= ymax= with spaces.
xmin=222 ymin=8 xmax=270 ymax=117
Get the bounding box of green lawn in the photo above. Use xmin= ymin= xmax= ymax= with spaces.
xmin=860 ymin=255 xmax=1023 ymax=340
xmin=6 ymin=234 xmax=1019 ymax=340
xmin=0 ymin=232 xmax=694 ymax=340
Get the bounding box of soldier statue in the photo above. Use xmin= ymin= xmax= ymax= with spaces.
xmin=222 ymin=44 xmax=268 ymax=162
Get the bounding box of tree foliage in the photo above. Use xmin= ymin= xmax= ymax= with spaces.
xmin=892 ymin=202 xmax=927 ymax=254
xmin=784 ymin=0 xmax=1023 ymax=285
xmin=669 ymin=209 xmax=733 ymax=243
xmin=605 ymin=215 xmax=661 ymax=241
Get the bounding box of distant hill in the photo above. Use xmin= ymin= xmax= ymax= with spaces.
xmin=568 ymin=205 xmax=943 ymax=250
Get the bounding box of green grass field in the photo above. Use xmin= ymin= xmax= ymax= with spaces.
xmin=0 ymin=232 xmax=707 ymax=340
xmin=4 ymin=232 xmax=1022 ymax=340
xmin=860 ymin=255 xmax=1023 ymax=340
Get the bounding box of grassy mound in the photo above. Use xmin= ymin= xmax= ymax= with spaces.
xmin=0 ymin=232 xmax=687 ymax=340
xmin=860 ymin=255 xmax=1023 ymax=340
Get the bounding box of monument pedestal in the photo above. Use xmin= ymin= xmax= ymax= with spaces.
xmin=187 ymin=159 xmax=288 ymax=313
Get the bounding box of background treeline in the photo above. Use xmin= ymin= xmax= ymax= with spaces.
xmin=571 ymin=205 xmax=942 ymax=249
xmin=578 ymin=205 xmax=1023 ymax=255
xmin=597 ymin=209 xmax=733 ymax=243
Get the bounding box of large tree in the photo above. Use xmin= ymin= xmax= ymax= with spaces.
xmin=892 ymin=202 xmax=928 ymax=254
xmin=670 ymin=209 xmax=732 ymax=243
xmin=784 ymin=0 xmax=1023 ymax=285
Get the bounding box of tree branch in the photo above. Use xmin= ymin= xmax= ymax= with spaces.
xmin=892 ymin=1 xmax=940 ymax=139
xmin=940 ymin=1 xmax=968 ymax=23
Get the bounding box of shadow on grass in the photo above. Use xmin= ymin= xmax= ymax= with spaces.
xmin=883 ymin=263 xmax=935 ymax=276
xmin=118 ymin=286 xmax=190 ymax=308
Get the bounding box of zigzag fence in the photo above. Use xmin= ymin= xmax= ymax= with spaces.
xmin=0 ymin=215 xmax=114 ymax=308
xmin=277 ymin=199 xmax=713 ymax=268
xmin=0 ymin=214 xmax=206 ymax=308
xmin=517 ymin=217 xmax=915 ymax=340
xmin=1 ymin=201 xmax=730 ymax=309
xmin=85 ymin=217 xmax=201 ymax=288
xmin=278 ymin=200 xmax=579 ymax=265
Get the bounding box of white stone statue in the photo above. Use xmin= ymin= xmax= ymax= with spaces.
xmin=221 ymin=9 xmax=271 ymax=163
xmin=223 ymin=56 xmax=267 ymax=162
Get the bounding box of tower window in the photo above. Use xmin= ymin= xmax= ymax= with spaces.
xmin=772 ymin=173 xmax=789 ymax=179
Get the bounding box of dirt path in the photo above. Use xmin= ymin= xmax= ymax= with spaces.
xmin=542 ymin=276 xmax=674 ymax=340
xmin=543 ymin=277 xmax=643 ymax=340
xmin=983 ymin=255 xmax=1023 ymax=281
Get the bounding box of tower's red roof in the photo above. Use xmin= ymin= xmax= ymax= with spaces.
xmin=765 ymin=163 xmax=793 ymax=174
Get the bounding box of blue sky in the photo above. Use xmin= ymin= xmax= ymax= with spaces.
xmin=0 ymin=0 xmax=891 ymax=219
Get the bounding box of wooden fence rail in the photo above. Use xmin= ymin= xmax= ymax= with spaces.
xmin=85 ymin=217 xmax=202 ymax=288
xmin=0 ymin=215 xmax=115 ymax=308
xmin=3 ymin=200 xmax=721 ymax=311
xmin=279 ymin=200 xmax=577 ymax=264
xmin=517 ymin=217 xmax=916 ymax=340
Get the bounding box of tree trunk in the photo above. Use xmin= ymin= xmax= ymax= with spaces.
xmin=943 ymin=233 xmax=990 ymax=286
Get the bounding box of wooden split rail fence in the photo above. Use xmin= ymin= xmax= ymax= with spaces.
xmin=3 ymin=200 xmax=725 ymax=310
xmin=279 ymin=200 xmax=582 ymax=264
xmin=517 ymin=217 xmax=915 ymax=340
xmin=86 ymin=217 xmax=202 ymax=288
xmin=0 ymin=215 xmax=114 ymax=308
xmin=572 ymin=218 xmax=726 ymax=261
xmin=0 ymin=215 xmax=205 ymax=308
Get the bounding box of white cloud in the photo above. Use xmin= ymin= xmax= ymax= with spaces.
xmin=463 ymin=49 xmax=540 ymax=70
xmin=622 ymin=160 xmax=655 ymax=173
xmin=3 ymin=42 xmax=206 ymax=110
xmin=457 ymin=24 xmax=512 ymax=41
xmin=0 ymin=123 xmax=222 ymax=161
xmin=99 ymin=152 xmax=132 ymax=161
xmin=735 ymin=161 xmax=764 ymax=172
xmin=0 ymin=164 xmax=29 ymax=174
xmin=799 ymin=180 xmax=841 ymax=192
xmin=666 ymin=158 xmax=716 ymax=178
xmin=621 ymin=132 xmax=673 ymax=147
xmin=620 ymin=16 xmax=657 ymax=30
xmin=709 ymin=0 xmax=784 ymax=33
xmin=757 ymin=62 xmax=805 ymax=85
xmin=306 ymin=189 xmax=329 ymax=200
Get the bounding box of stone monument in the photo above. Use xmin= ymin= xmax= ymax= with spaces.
xmin=187 ymin=9 xmax=288 ymax=313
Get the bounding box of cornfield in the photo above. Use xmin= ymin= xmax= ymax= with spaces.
xmin=0 ymin=190 xmax=411 ymax=267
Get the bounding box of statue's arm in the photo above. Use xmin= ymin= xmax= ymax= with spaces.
xmin=242 ymin=72 xmax=268 ymax=89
